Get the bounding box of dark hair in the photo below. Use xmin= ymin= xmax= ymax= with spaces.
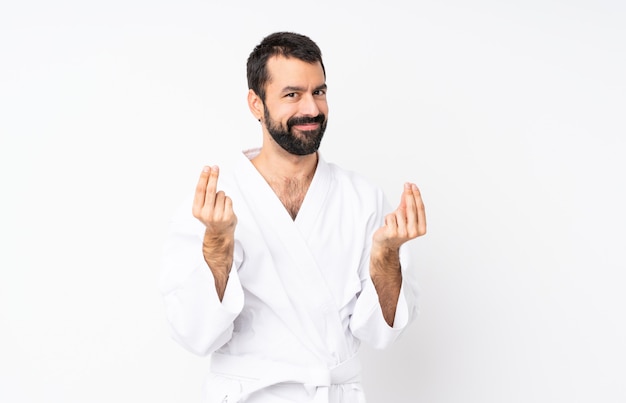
xmin=246 ymin=32 xmax=325 ymax=102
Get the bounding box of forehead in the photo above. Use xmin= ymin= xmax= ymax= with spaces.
xmin=265 ymin=55 xmax=325 ymax=89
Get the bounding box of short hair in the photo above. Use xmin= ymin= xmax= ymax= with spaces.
xmin=246 ymin=32 xmax=326 ymax=102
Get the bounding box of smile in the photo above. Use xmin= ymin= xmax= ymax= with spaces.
xmin=293 ymin=123 xmax=319 ymax=130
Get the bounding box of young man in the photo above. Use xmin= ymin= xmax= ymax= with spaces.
xmin=160 ymin=32 xmax=426 ymax=402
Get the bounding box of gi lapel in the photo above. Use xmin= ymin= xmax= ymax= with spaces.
xmin=292 ymin=153 xmax=332 ymax=241
xmin=292 ymin=156 xmax=353 ymax=357
xmin=232 ymin=151 xmax=346 ymax=360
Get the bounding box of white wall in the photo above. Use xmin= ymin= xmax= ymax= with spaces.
xmin=1 ymin=1 xmax=624 ymax=402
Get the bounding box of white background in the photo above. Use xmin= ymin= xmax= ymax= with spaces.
xmin=1 ymin=0 xmax=625 ymax=402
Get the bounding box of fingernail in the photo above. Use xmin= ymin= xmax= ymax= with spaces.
xmin=412 ymin=184 xmax=418 ymax=190
xmin=202 ymin=166 xmax=210 ymax=172
xmin=404 ymin=182 xmax=411 ymax=190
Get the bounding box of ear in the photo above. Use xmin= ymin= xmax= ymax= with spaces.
xmin=247 ymin=89 xmax=264 ymax=121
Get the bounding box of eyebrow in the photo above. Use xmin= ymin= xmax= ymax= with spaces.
xmin=281 ymin=84 xmax=328 ymax=93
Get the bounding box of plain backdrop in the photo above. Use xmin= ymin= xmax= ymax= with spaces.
xmin=1 ymin=1 xmax=625 ymax=402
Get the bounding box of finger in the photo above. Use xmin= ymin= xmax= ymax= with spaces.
xmin=412 ymin=184 xmax=427 ymax=235
xmin=224 ymin=196 xmax=237 ymax=225
xmin=214 ymin=191 xmax=226 ymax=220
xmin=405 ymin=183 xmax=419 ymax=238
xmin=193 ymin=166 xmax=211 ymax=217
xmin=224 ymin=196 xmax=236 ymax=221
xmin=397 ymin=183 xmax=410 ymax=210
xmin=204 ymin=165 xmax=220 ymax=208
xmin=394 ymin=203 xmax=408 ymax=238
xmin=384 ymin=213 xmax=397 ymax=232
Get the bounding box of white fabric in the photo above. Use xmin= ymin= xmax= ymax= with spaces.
xmin=209 ymin=352 xmax=361 ymax=402
xmin=160 ymin=149 xmax=419 ymax=402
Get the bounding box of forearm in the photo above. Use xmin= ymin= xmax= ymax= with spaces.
xmin=202 ymin=229 xmax=235 ymax=301
xmin=370 ymin=244 xmax=402 ymax=327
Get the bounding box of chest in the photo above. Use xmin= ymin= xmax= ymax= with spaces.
xmin=268 ymin=177 xmax=311 ymax=220
xmin=234 ymin=193 xmax=367 ymax=311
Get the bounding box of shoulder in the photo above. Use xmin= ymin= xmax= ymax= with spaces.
xmin=327 ymin=161 xmax=383 ymax=193
xmin=324 ymin=161 xmax=386 ymax=207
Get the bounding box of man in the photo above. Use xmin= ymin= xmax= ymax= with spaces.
xmin=160 ymin=32 xmax=426 ymax=402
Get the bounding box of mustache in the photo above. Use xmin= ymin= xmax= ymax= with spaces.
xmin=287 ymin=114 xmax=326 ymax=128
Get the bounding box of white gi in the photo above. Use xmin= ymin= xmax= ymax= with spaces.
xmin=160 ymin=149 xmax=419 ymax=402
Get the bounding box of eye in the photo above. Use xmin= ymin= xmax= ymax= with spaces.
xmin=313 ymin=89 xmax=326 ymax=96
xmin=285 ymin=93 xmax=297 ymax=98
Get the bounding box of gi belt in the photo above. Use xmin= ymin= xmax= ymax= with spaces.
xmin=209 ymin=352 xmax=362 ymax=402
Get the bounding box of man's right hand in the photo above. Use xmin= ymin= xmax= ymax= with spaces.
xmin=192 ymin=166 xmax=238 ymax=235
xmin=192 ymin=166 xmax=237 ymax=300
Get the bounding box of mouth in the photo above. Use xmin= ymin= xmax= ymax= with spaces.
xmin=288 ymin=114 xmax=325 ymax=133
xmin=293 ymin=123 xmax=320 ymax=131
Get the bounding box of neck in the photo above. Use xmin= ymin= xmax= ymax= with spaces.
xmin=251 ymin=146 xmax=318 ymax=182
xmin=251 ymin=147 xmax=318 ymax=221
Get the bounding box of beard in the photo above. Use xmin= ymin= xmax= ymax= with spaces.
xmin=264 ymin=107 xmax=327 ymax=156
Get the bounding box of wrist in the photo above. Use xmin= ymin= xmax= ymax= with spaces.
xmin=202 ymin=230 xmax=235 ymax=274
xmin=370 ymin=243 xmax=401 ymax=277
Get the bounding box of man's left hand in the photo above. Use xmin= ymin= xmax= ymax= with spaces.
xmin=373 ymin=182 xmax=427 ymax=250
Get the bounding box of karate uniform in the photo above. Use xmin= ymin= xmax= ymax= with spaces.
xmin=160 ymin=149 xmax=419 ymax=402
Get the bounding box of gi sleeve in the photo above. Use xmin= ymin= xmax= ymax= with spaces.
xmin=349 ymin=191 xmax=420 ymax=349
xmin=159 ymin=200 xmax=244 ymax=356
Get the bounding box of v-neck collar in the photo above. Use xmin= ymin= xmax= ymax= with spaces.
xmin=238 ymin=148 xmax=332 ymax=237
xmin=233 ymin=149 xmax=342 ymax=360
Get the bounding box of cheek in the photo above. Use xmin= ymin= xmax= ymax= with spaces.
xmin=274 ymin=107 xmax=298 ymax=123
xmin=317 ymin=101 xmax=329 ymax=116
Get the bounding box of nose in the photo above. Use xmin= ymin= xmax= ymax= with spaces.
xmin=299 ymin=93 xmax=321 ymax=117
